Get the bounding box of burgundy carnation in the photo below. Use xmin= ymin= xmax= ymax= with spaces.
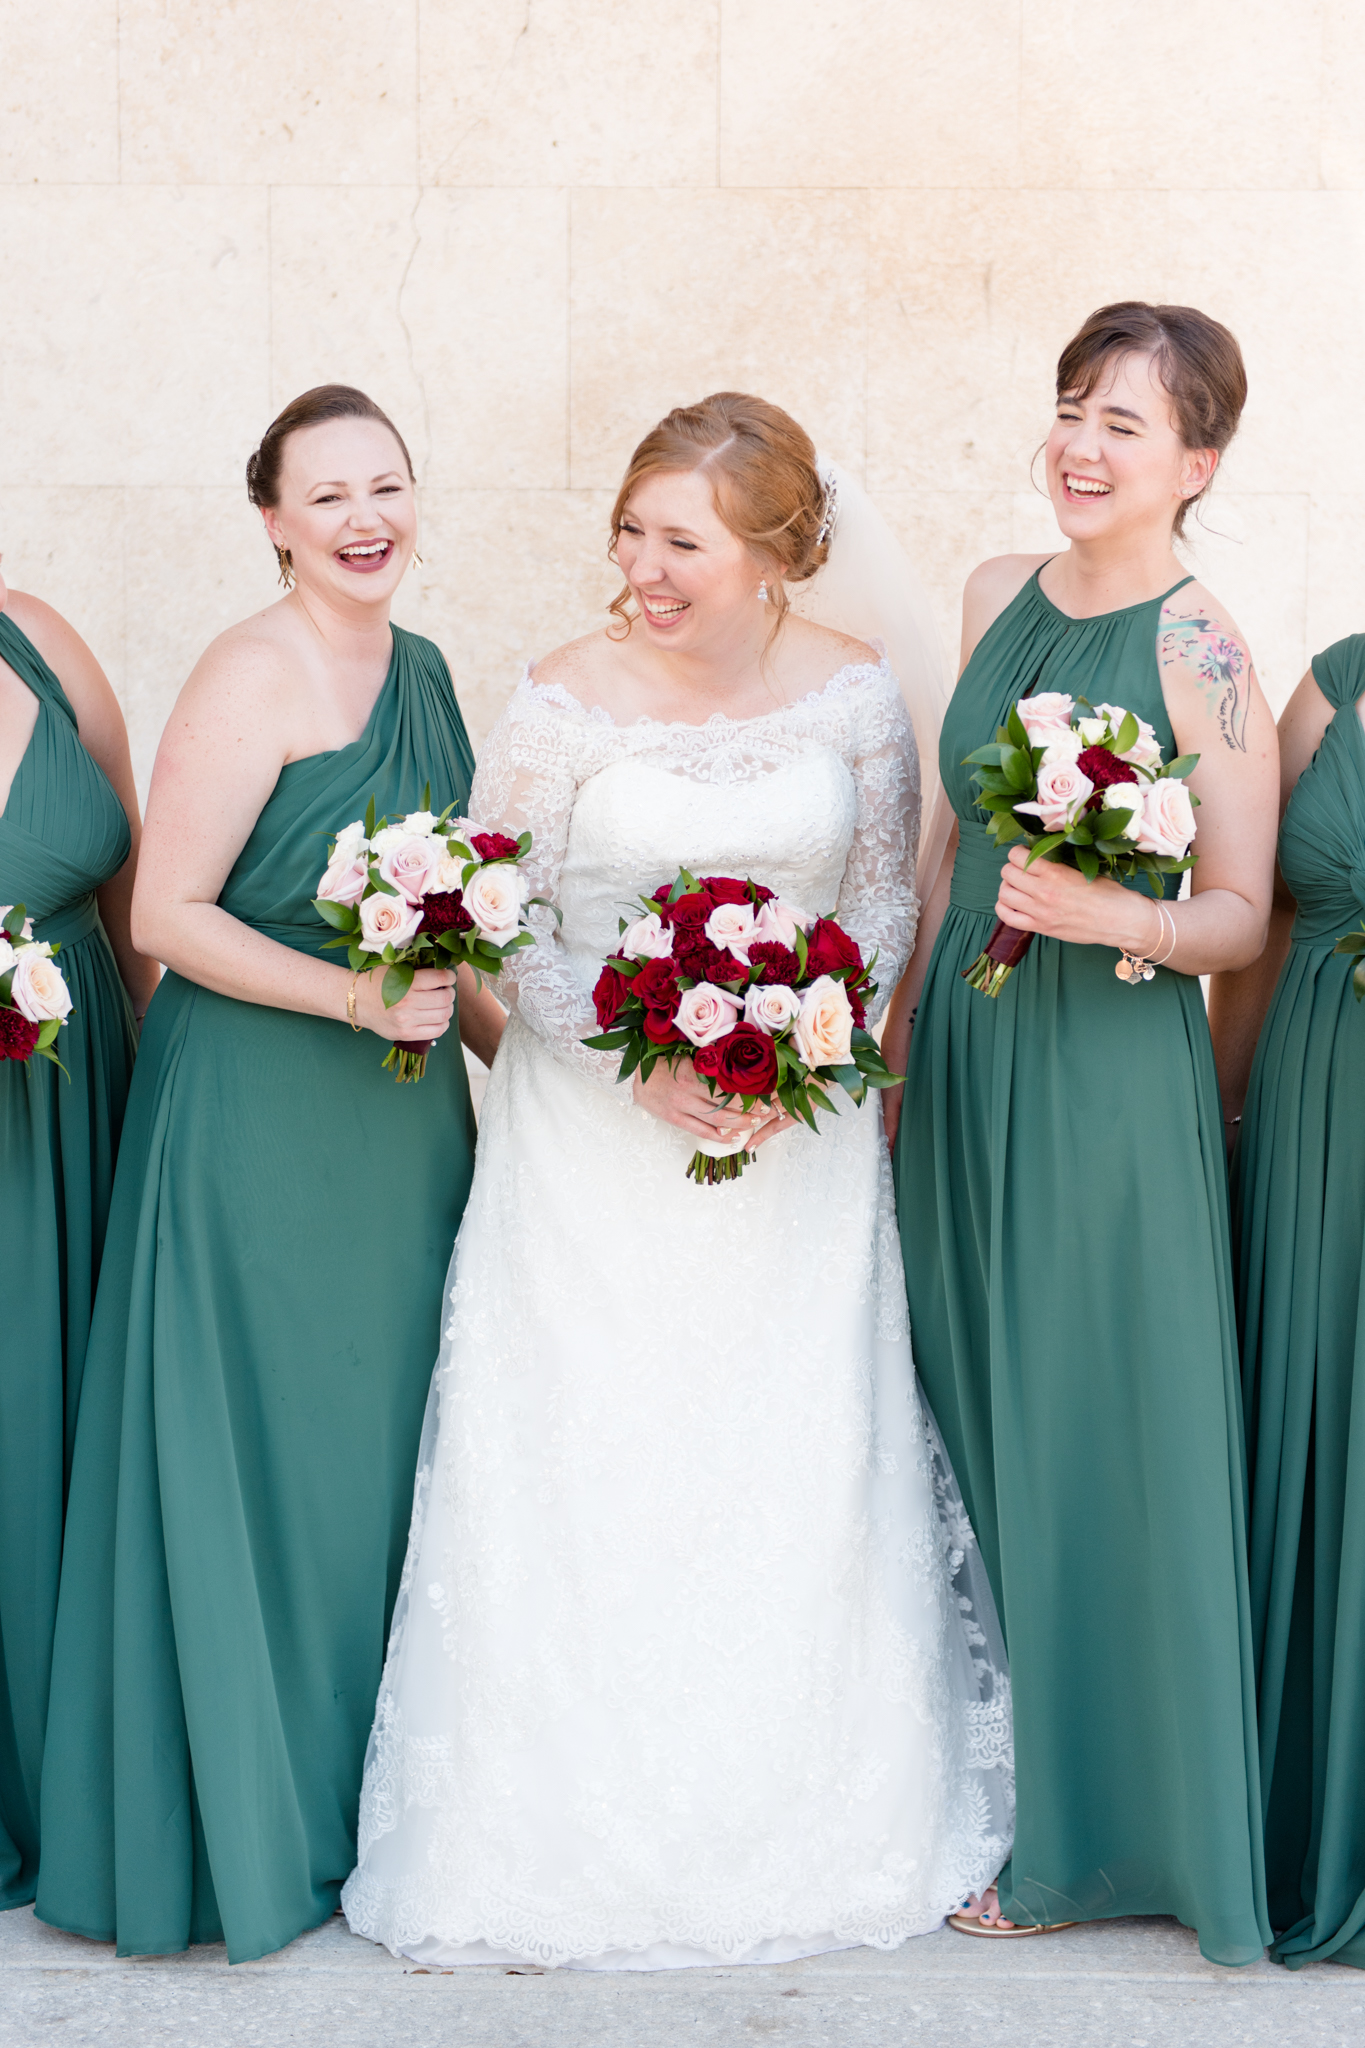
xmin=592 ymin=961 xmax=629 ymax=1030
xmin=804 ymin=917 xmax=864 ymax=980
xmin=420 ymin=890 xmax=475 ymax=936
xmin=470 ymin=831 xmax=522 ymax=862
xmin=0 ymin=1006 xmax=40 ymax=1062
xmin=675 ymin=938 xmax=749 ymax=986
xmin=710 ymin=1025 xmax=779 ymax=1098
xmin=632 ymin=955 xmax=683 ymax=1019
xmin=1076 ymin=745 xmax=1139 ymax=813
xmin=748 ymin=940 xmax=801 ymax=986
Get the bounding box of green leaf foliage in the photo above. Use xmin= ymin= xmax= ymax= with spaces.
xmin=381 ymin=961 xmax=415 ymax=1009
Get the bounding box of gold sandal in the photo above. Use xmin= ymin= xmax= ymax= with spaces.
xmin=948 ymin=1912 xmax=1079 ymax=1937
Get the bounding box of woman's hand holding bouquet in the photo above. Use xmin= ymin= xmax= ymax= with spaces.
xmin=0 ymin=904 xmax=73 ymax=1074
xmin=961 ymin=694 xmax=1199 ymax=996
xmin=583 ymin=870 xmax=901 ymax=1185
xmin=313 ymin=792 xmax=538 ymax=1081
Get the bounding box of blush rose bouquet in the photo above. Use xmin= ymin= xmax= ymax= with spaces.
xmin=0 ymin=902 xmax=73 ymax=1074
xmin=312 ymin=789 xmax=540 ymax=1082
xmin=582 ymin=869 xmax=901 ymax=1185
xmin=960 ymin=694 xmax=1200 ymax=997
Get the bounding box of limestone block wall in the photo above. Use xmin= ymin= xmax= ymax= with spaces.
xmin=1 ymin=1 xmax=1361 ymax=794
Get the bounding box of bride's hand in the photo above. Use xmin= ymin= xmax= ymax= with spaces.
xmin=632 ymin=1059 xmax=789 ymax=1147
xmin=354 ymin=965 xmax=457 ymax=1043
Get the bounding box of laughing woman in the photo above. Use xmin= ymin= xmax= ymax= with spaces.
xmin=36 ymin=386 xmax=504 ymax=1962
xmin=886 ymin=304 xmax=1276 ymax=1962
xmin=0 ymin=575 xmax=156 ymax=1910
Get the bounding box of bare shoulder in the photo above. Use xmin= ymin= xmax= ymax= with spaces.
xmin=4 ymin=588 xmax=117 ymax=717
xmin=1155 ymin=579 xmax=1257 ymax=754
xmin=164 ymin=610 xmax=305 ymax=745
xmin=528 ymin=629 xmax=622 ymax=705
xmin=960 ymin=554 xmax=1051 ymax=669
xmin=779 ymin=615 xmax=878 ymax=686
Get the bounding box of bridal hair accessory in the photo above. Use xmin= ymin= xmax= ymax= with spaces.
xmin=583 ymin=868 xmax=902 ymax=1185
xmin=0 ymin=904 xmax=73 ymax=1075
xmin=312 ymin=789 xmax=545 ymax=1082
xmin=815 ymin=472 xmax=839 ymax=549
xmin=961 ymin=694 xmax=1199 ymax=997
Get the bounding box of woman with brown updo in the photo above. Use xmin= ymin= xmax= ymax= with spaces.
xmin=341 ymin=393 xmax=1014 ymax=1970
xmin=36 ymin=385 xmax=503 ymax=1962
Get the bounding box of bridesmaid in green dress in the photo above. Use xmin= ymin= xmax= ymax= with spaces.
xmin=884 ymin=304 xmax=1278 ymax=1963
xmin=0 ymin=577 xmax=156 ymax=1911
xmin=35 ymin=387 xmax=505 ymax=1963
xmin=1213 ymin=636 xmax=1365 ymax=1968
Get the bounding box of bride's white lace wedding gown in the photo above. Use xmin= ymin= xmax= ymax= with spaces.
xmin=342 ymin=656 xmax=1013 ymax=1970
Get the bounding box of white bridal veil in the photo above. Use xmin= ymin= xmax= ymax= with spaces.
xmin=791 ymin=461 xmax=954 ymax=906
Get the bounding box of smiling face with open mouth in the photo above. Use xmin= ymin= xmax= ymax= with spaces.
xmin=614 ymin=467 xmax=775 ymax=656
xmin=262 ymin=416 xmax=417 ymax=607
xmin=1044 ymin=349 xmax=1212 ymax=546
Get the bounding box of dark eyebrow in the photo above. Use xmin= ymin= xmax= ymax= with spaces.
xmin=1057 ymin=394 xmax=1146 ymax=425
xmin=307 ymin=472 xmax=405 ymax=490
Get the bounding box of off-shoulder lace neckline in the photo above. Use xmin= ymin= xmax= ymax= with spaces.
xmin=520 ymin=656 xmax=893 ymax=733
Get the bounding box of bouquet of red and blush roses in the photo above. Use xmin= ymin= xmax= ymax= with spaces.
xmin=0 ymin=903 xmax=73 ymax=1074
xmin=583 ymin=870 xmax=900 ymax=1185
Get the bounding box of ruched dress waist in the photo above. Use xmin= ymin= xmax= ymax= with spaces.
xmin=948 ymin=823 xmax=1009 ymax=915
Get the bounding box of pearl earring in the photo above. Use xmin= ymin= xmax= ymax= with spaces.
xmin=757 ymin=580 xmax=768 ymax=603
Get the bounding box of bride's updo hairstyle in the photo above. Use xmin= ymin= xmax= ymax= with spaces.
xmin=607 ymin=392 xmax=830 ymax=634
xmin=1055 ymin=302 xmax=1247 ymax=537
xmin=246 ymin=383 xmax=416 ymax=586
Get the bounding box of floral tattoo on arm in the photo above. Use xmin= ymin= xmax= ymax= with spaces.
xmin=1158 ymin=614 xmax=1249 ymax=751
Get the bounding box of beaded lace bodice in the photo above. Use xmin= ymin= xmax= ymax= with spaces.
xmin=469 ymin=659 xmax=921 ymax=1084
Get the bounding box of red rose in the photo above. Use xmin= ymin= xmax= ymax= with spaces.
xmin=691 ymin=1039 xmax=726 ymax=1078
xmin=675 ymin=937 xmax=748 ymax=986
xmin=847 ymin=977 xmax=868 ymax=1030
xmin=665 ymin=888 xmax=711 ymax=928
xmin=751 ymin=883 xmax=776 ymax=904
xmin=0 ymin=1007 xmax=40 ymax=1061
xmin=748 ymin=940 xmax=800 ymax=986
xmin=804 ymin=917 xmax=864 ymax=980
xmin=699 ymin=875 xmax=750 ymax=906
xmin=632 ymin=955 xmax=683 ymax=1020
xmin=470 ymin=831 xmax=522 ymax=862
xmin=711 ymin=1025 xmax=778 ymax=1097
xmin=592 ymin=962 xmax=629 ymax=1030
xmin=420 ymin=890 xmax=475 ymax=936
xmin=643 ymin=1010 xmax=687 ymax=1047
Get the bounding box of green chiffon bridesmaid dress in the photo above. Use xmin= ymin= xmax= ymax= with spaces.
xmin=35 ymin=627 xmax=478 ymax=1963
xmin=0 ymin=615 xmax=137 ymax=1910
xmin=1235 ymin=634 xmax=1365 ymax=1968
xmin=896 ymin=569 xmax=1269 ymax=1965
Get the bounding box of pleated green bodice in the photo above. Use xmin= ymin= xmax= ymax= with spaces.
xmin=1235 ymin=634 xmax=1365 ymax=1968
xmin=0 ymin=613 xmax=137 ymax=1909
xmin=896 ymin=568 xmax=1269 ymax=1965
xmin=35 ymin=626 xmax=479 ymax=1963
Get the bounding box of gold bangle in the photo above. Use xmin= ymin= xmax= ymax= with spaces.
xmin=347 ymin=971 xmax=362 ymax=1032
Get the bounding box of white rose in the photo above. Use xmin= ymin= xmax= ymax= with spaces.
xmin=0 ymin=938 xmax=14 ymax=975
xmin=10 ymin=948 xmax=73 ymax=1024
xmin=1075 ymin=715 xmax=1110 ymax=747
xmin=620 ymin=911 xmax=674 ymax=960
xmin=793 ymin=975 xmax=854 ymax=1069
xmin=1015 ymin=758 xmax=1094 ymax=834
xmin=1038 ymin=729 xmax=1084 ymax=766
xmin=330 ymin=819 xmax=368 ymax=868
xmin=358 ymin=892 xmax=425 ymax=954
xmin=431 ymin=851 xmax=465 ymax=893
xmin=1016 ymin=692 xmax=1076 ymax=746
xmin=1093 ymin=704 xmax=1164 ymax=770
xmin=675 ymin=982 xmax=741 ymax=1047
xmin=367 ymin=823 xmax=408 ymax=859
xmin=398 ymin=810 xmax=438 ymax=837
xmin=744 ymin=983 xmax=802 ymax=1036
xmin=1101 ymin=781 xmax=1143 ymax=841
xmin=704 ymin=901 xmax=759 ymax=961
xmin=378 ymin=833 xmax=444 ymax=906
xmin=751 ymin=898 xmax=809 ymax=950
xmin=1136 ymin=778 xmax=1197 ymax=859
xmin=463 ymin=862 xmax=527 ymax=945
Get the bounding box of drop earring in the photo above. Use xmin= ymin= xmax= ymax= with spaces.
xmin=411 ymin=550 xmax=424 ymax=572
xmin=757 ymin=579 xmax=768 ymax=603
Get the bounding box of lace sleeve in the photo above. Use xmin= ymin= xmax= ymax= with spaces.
xmin=469 ymin=685 xmax=625 ymax=1090
xmin=833 ymin=676 xmax=921 ymax=1027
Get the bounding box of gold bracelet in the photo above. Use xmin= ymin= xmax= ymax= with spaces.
xmin=347 ymin=971 xmax=362 ymax=1032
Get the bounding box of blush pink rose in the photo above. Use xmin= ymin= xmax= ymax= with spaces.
xmin=316 ymin=850 xmax=369 ymax=906
xmin=675 ymin=982 xmax=742 ymax=1047
xmin=378 ymin=834 xmax=444 ymax=905
xmin=1136 ymin=778 xmax=1197 ymax=858
xmin=704 ymin=900 xmax=759 ymax=962
xmin=620 ymin=911 xmax=674 ymax=960
xmin=358 ymin=892 xmax=425 ymax=954
xmin=743 ymin=983 xmax=802 ymax=1036
xmin=463 ymin=863 xmax=527 ymax=946
xmin=750 ymin=898 xmax=810 ymax=951
xmin=1015 ymin=758 xmax=1094 ymax=833
xmin=1016 ymin=692 xmax=1076 ymax=746
xmin=10 ymin=948 xmax=73 ymax=1024
xmin=793 ymin=975 xmax=854 ymax=1068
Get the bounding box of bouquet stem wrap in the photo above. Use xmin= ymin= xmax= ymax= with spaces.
xmin=961 ymin=918 xmax=1035 ymax=997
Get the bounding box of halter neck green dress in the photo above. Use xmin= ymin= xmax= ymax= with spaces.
xmin=0 ymin=614 xmax=137 ymax=1910
xmin=35 ymin=627 xmax=478 ymax=1963
xmin=896 ymin=569 xmax=1269 ymax=1965
xmin=1234 ymin=635 xmax=1365 ymax=1968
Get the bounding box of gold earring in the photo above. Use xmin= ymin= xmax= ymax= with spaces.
xmin=275 ymin=545 xmax=295 ymax=590
xmin=411 ymin=550 xmax=424 ymax=572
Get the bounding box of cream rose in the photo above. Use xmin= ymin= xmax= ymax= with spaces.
xmin=463 ymin=862 xmax=527 ymax=945
xmin=1016 ymin=692 xmax=1076 ymax=746
xmin=431 ymin=851 xmax=465 ymax=892
xmin=330 ymin=819 xmax=368 ymax=866
xmin=1101 ymin=780 xmax=1143 ymax=841
xmin=398 ymin=809 xmax=438 ymax=837
xmin=793 ymin=975 xmax=854 ymax=1068
xmin=1136 ymin=778 xmax=1197 ymax=858
xmin=1094 ymin=704 xmax=1163 ymax=770
xmin=751 ymin=898 xmax=809 ymax=950
xmin=620 ymin=911 xmax=674 ymax=960
xmin=378 ymin=833 xmax=444 ymax=905
xmin=704 ymin=901 xmax=759 ymax=961
xmin=675 ymin=982 xmax=741 ymax=1047
xmin=1015 ymin=758 xmax=1094 ymax=833
xmin=744 ymin=982 xmax=802 ymax=1036
xmin=316 ymin=850 xmax=369 ymax=906
xmin=0 ymin=938 xmax=14 ymax=975
xmin=10 ymin=948 xmax=72 ymax=1024
xmin=358 ymin=892 xmax=425 ymax=954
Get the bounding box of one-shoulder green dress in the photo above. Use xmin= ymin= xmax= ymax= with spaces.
xmin=0 ymin=614 xmax=137 ymax=1910
xmin=896 ymin=570 xmax=1269 ymax=1965
xmin=1234 ymin=634 xmax=1365 ymax=1968
xmin=35 ymin=627 xmax=478 ymax=1963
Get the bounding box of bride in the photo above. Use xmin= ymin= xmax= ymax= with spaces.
xmin=342 ymin=393 xmax=1013 ymax=1969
